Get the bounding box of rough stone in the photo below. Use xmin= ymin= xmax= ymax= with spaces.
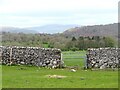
xmin=86 ymin=48 xmax=119 ymax=69
xmin=0 ymin=46 xmax=64 ymax=68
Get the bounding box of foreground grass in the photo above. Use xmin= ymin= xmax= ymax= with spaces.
xmin=2 ymin=65 xmax=118 ymax=88
xmin=2 ymin=51 xmax=118 ymax=88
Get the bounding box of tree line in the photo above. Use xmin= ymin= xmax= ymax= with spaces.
xmin=2 ymin=32 xmax=116 ymax=51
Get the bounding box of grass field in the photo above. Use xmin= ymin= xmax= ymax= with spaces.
xmin=2 ymin=51 xmax=118 ymax=88
xmin=62 ymin=51 xmax=86 ymax=67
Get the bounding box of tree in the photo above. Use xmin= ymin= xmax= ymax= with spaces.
xmin=72 ymin=37 xmax=77 ymax=41
xmin=103 ymin=37 xmax=115 ymax=47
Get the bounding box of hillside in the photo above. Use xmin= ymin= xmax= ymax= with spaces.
xmin=0 ymin=27 xmax=38 ymax=34
xmin=0 ymin=24 xmax=78 ymax=34
xmin=1 ymin=23 xmax=118 ymax=38
xmin=26 ymin=24 xmax=78 ymax=34
xmin=63 ymin=23 xmax=118 ymax=38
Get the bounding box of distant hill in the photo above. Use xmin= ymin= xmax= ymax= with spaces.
xmin=63 ymin=23 xmax=118 ymax=38
xmin=0 ymin=27 xmax=38 ymax=34
xmin=0 ymin=23 xmax=118 ymax=37
xmin=1 ymin=24 xmax=79 ymax=34
xmin=26 ymin=24 xmax=79 ymax=34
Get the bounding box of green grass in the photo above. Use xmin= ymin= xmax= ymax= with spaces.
xmin=62 ymin=51 xmax=86 ymax=67
xmin=42 ymin=44 xmax=49 ymax=48
xmin=2 ymin=51 xmax=118 ymax=88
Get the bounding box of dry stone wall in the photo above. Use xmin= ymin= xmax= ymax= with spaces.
xmin=0 ymin=46 xmax=64 ymax=68
xmin=86 ymin=48 xmax=119 ymax=69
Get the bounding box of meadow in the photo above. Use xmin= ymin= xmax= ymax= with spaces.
xmin=2 ymin=51 xmax=118 ymax=88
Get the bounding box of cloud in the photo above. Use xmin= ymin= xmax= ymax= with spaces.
xmin=0 ymin=0 xmax=118 ymax=13
xmin=0 ymin=0 xmax=119 ymax=27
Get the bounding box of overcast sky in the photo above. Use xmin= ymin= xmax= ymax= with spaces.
xmin=0 ymin=0 xmax=119 ymax=27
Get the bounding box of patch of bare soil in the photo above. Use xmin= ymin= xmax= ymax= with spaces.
xmin=45 ymin=75 xmax=67 ymax=79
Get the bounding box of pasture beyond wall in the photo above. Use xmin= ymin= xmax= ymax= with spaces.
xmin=0 ymin=46 xmax=64 ymax=68
xmin=86 ymin=48 xmax=119 ymax=69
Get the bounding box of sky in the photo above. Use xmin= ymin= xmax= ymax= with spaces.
xmin=0 ymin=0 xmax=119 ymax=27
